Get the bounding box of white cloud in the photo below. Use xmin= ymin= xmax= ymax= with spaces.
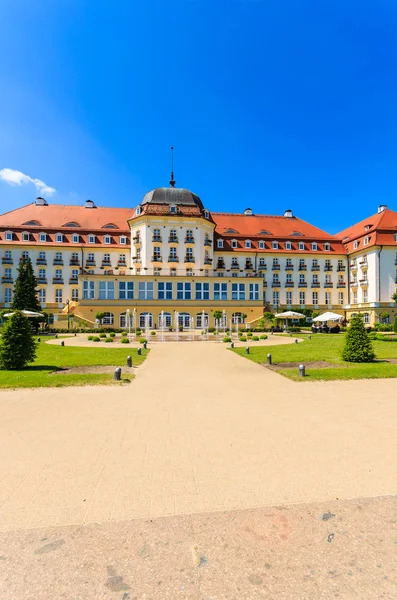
xmin=0 ymin=168 xmax=56 ymax=196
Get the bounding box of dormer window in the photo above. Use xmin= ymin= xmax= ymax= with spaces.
xmin=258 ymin=241 xmax=265 ymax=249
xmin=5 ymin=231 xmax=13 ymax=241
xmin=364 ymin=236 xmax=369 ymax=245
xmin=88 ymin=235 xmax=95 ymax=244
xmin=22 ymin=232 xmax=30 ymax=241
xmin=311 ymin=242 xmax=318 ymax=251
xmin=39 ymin=233 xmax=47 ymax=242
xmin=170 ymin=204 xmax=177 ymax=214
xmin=272 ymin=241 xmax=279 ymax=250
xmin=56 ymin=233 xmax=63 ymax=243
xmin=353 ymin=241 xmax=358 ymax=250
xmin=231 ymin=239 xmax=238 ymax=248
xmin=136 ymin=206 xmax=141 ymax=216
xmin=204 ymin=209 xmax=209 ymax=219
xmin=245 ymin=239 xmax=252 ymax=249
xmin=72 ymin=234 xmax=79 ymax=243
xmin=63 ymin=222 xmax=80 ymax=228
xmin=217 ymin=239 xmax=224 ymax=248
xmin=104 ymin=235 xmax=111 ymax=244
xmin=298 ymin=242 xmax=305 ymax=250
xmin=324 ymin=242 xmax=331 ymax=251
xmin=285 ymin=242 xmax=292 ymax=250
xmin=365 ymin=225 xmax=372 ymax=231
xmin=120 ymin=236 xmax=127 ymax=245
xmin=103 ymin=223 xmax=117 ymax=229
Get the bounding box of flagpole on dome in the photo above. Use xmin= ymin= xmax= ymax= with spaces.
xmin=169 ymin=146 xmax=176 ymax=188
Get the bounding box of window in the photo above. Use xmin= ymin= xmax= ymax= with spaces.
xmin=4 ymin=288 xmax=12 ymax=303
xmin=55 ymin=252 xmax=62 ymax=261
xmin=363 ymin=290 xmax=368 ymax=303
xmin=83 ymin=281 xmax=95 ymax=299
xmin=138 ymin=281 xmax=154 ymax=300
xmin=71 ymin=252 xmax=78 ymax=262
xmin=272 ymin=241 xmax=279 ymax=250
xmin=158 ymin=282 xmax=173 ymax=300
xmin=353 ymin=241 xmax=358 ymax=250
xmin=170 ymin=204 xmax=177 ymax=213
xmin=259 ymin=257 xmax=265 ymax=267
xmin=285 ymin=242 xmax=292 ymax=250
xmin=102 ymin=312 xmax=114 ymax=325
xmin=325 ymin=274 xmax=331 ymax=283
xmin=186 ymin=229 xmax=193 ymax=240
xmin=39 ymin=233 xmax=46 ymax=242
xmin=103 ymin=253 xmax=110 ymax=263
xmin=22 ymin=251 xmax=29 ymax=259
xmin=272 ymin=273 xmax=279 ymax=283
xmin=286 ymin=274 xmax=292 ymax=283
xmin=312 ymin=291 xmax=318 ymax=305
xmin=299 ymin=292 xmax=305 ymax=305
xmin=325 ymin=292 xmax=331 ymax=305
xmin=55 ymin=289 xmax=63 ymax=303
xmin=119 ymin=254 xmax=126 ymax=263
xmin=299 ymin=274 xmax=305 ymax=283
xmin=71 ymin=288 xmax=78 ymax=301
xmin=177 ymin=282 xmax=191 ymax=300
xmin=324 ymin=242 xmax=331 ymax=251
xmin=104 ymin=235 xmax=111 ymax=244
xmin=196 ymin=282 xmax=210 ymax=300
xmin=71 ymin=269 xmax=78 ymax=279
xmin=153 ymin=246 xmax=161 ymax=259
xmin=245 ymin=240 xmax=251 ymax=249
xmin=364 ymin=237 xmax=369 ymax=246
xmin=363 ymin=312 xmax=370 ymax=324
xmin=272 ymin=291 xmax=279 ymax=308
xmin=186 ymin=247 xmax=193 ymax=259
xmin=39 ymin=289 xmax=46 ymax=304
xmin=5 ymin=250 xmax=11 ymax=259
xmin=273 ymin=258 xmax=279 ymax=267
xmin=136 ymin=206 xmax=141 ymax=216
xmin=56 ymin=233 xmax=63 ymax=243
xmin=231 ymin=239 xmax=238 ymax=248
xmin=39 ymin=251 xmax=46 ymax=260
xmin=22 ymin=232 xmax=30 ymax=241
xmin=169 ymin=247 xmax=177 ymax=260
xmin=119 ymin=281 xmax=134 ymax=300
xmin=217 ymin=239 xmax=224 ymax=248
xmin=87 ymin=253 xmax=95 ymax=262
xmin=5 ymin=231 xmax=13 ymax=241
xmin=232 ymin=283 xmax=245 ymax=300
xmin=88 ymin=235 xmax=95 ymax=243
xmin=99 ymin=281 xmax=115 ymax=299
xmin=298 ymin=242 xmax=305 ymax=251
xmin=286 ymin=291 xmax=292 ymax=305
xmin=204 ymin=209 xmax=209 ymax=219
xmin=72 ymin=234 xmax=79 ymax=243
xmin=312 ymin=259 xmax=318 ymax=267
xmin=4 ymin=268 xmax=11 ymax=279
xmin=120 ymin=236 xmax=127 ymax=245
xmin=311 ymin=242 xmax=318 ymax=251
xmin=55 ymin=269 xmax=63 ymax=280
xmin=231 ymin=257 xmax=238 ymax=266
xmin=249 ymin=283 xmax=259 ymax=300
xmin=214 ymin=282 xmax=227 ymax=300
xmin=258 ymin=241 xmax=265 ymax=249
xmin=313 ymin=275 xmax=318 ymax=283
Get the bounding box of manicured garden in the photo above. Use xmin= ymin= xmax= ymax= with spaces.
xmin=232 ymin=333 xmax=397 ymax=381
xmin=0 ymin=337 xmax=149 ymax=389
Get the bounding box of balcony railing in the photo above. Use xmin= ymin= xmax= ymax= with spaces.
xmin=324 ymin=283 xmax=333 ymax=288
xmin=78 ymin=267 xmax=264 ymax=278
xmin=169 ymin=237 xmax=178 ymax=243
xmin=69 ymin=260 xmax=80 ymax=266
xmin=324 ymin=265 xmax=333 ymax=271
xmin=36 ymin=258 xmax=47 ymax=265
xmin=284 ymin=281 xmax=294 ymax=286
xmin=69 ymin=277 xmax=78 ymax=284
xmin=272 ymin=264 xmax=280 ymax=270
xmin=262 ymin=281 xmax=268 ymax=287
xmin=52 ymin=278 xmax=64 ymax=284
xmin=117 ymin=261 xmax=127 ymax=267
xmin=185 ymin=237 xmax=195 ymax=244
xmin=231 ymin=264 xmax=240 ymax=269
xmin=168 ymin=256 xmax=179 ymax=262
xmin=152 ymin=256 xmax=162 ymax=262
xmin=132 ymin=257 xmax=142 ymax=263
xmin=360 ymin=279 xmax=369 ymax=285
xmin=86 ymin=260 xmax=96 ymax=266
xmin=184 ymin=257 xmax=195 ymax=263
xmin=311 ymin=282 xmax=320 ymax=287
xmin=272 ymin=281 xmax=281 ymax=287
xmin=216 ymin=262 xmax=225 ymax=269
xmin=311 ymin=265 xmax=320 ymax=271
xmin=337 ymin=282 xmax=346 ymax=288
xmin=36 ymin=277 xmax=47 ymax=284
xmin=53 ymin=259 xmax=63 ymax=265
xmin=299 ymin=265 xmax=307 ymax=270
xmin=359 ymin=259 xmax=367 ymax=265
xmin=1 ymin=276 xmax=13 ymax=283
xmin=152 ymin=236 xmax=162 ymax=242
xmin=2 ymin=258 xmax=13 ymax=264
xmin=337 ymin=265 xmax=346 ymax=271
xmin=350 ymin=263 xmax=357 ymax=269
xmin=298 ymin=282 xmax=308 ymax=287
xmin=245 ymin=264 xmax=253 ymax=270
xmin=133 ymin=236 xmax=141 ymax=243
xmin=350 ymin=281 xmax=358 ymax=286
xmin=258 ymin=264 xmax=267 ymax=270
xmin=285 ymin=264 xmax=294 ymax=270
xmin=204 ymin=239 xmax=212 ymax=246
xmin=204 ymin=258 xmax=213 ymax=265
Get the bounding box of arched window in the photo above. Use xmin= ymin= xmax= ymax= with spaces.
xmin=196 ymin=312 xmax=209 ymax=328
xmin=232 ymin=312 xmax=245 ymax=324
xmin=158 ymin=312 xmax=172 ymax=328
xmin=139 ymin=312 xmax=153 ymax=328
xmin=178 ymin=312 xmax=191 ymax=328
xmin=102 ymin=312 xmax=114 ymax=325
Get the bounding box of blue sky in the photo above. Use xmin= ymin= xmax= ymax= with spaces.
xmin=1 ymin=1 xmax=397 ymax=233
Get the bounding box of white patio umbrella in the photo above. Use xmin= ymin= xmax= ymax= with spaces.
xmin=275 ymin=311 xmax=306 ymax=319
xmin=312 ymin=311 xmax=343 ymax=323
xmin=3 ymin=310 xmax=44 ymax=318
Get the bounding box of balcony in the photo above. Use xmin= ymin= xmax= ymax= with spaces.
xmin=117 ymin=261 xmax=127 ymax=267
xmin=324 ymin=265 xmax=333 ymax=271
xmin=53 ymin=259 xmax=63 ymax=266
xmin=272 ymin=281 xmax=281 ymax=287
xmin=152 ymin=256 xmax=162 ymax=262
xmin=262 ymin=281 xmax=268 ymax=287
xmin=216 ymin=262 xmax=225 ymax=269
xmin=168 ymin=237 xmax=179 ymax=243
xmin=133 ymin=236 xmax=141 ymax=244
xmin=350 ymin=262 xmax=358 ymax=270
xmin=36 ymin=258 xmax=47 ymax=265
xmin=324 ymin=283 xmax=333 ymax=288
xmin=298 ymin=282 xmax=308 ymax=288
xmin=132 ymin=257 xmax=142 ymax=263
xmin=185 ymin=237 xmax=195 ymax=244
xmin=272 ymin=264 xmax=280 ymax=270
xmin=1 ymin=276 xmax=13 ymax=283
xmin=152 ymin=236 xmax=162 ymax=242
xmin=184 ymin=257 xmax=195 ymax=263
xmin=311 ymin=265 xmax=320 ymax=271
xmin=85 ymin=260 xmax=96 ymax=267
xmin=284 ymin=281 xmax=294 ymax=287
xmin=359 ymin=259 xmax=367 ymax=265
xmin=69 ymin=277 xmax=78 ymax=284
xmin=285 ymin=264 xmax=294 ymax=270
xmin=359 ymin=279 xmax=369 ymax=285
xmin=350 ymin=281 xmax=358 ymax=287
xmin=204 ymin=258 xmax=213 ymax=265
xmin=245 ymin=263 xmax=254 ymax=270
xmin=69 ymin=260 xmax=80 ymax=266
xmin=337 ymin=265 xmax=346 ymax=271
xmin=2 ymin=257 xmax=13 ymax=264
xmin=36 ymin=277 xmax=47 ymax=284
xmin=101 ymin=261 xmax=111 ymax=267
xmin=258 ymin=264 xmax=267 ymax=270
xmin=52 ymin=278 xmax=64 ymax=284
xmin=311 ymin=282 xmax=320 ymax=288
xmin=299 ymin=264 xmax=307 ymax=271
xmin=168 ymin=256 xmax=179 ymax=263
xmin=337 ymin=282 xmax=346 ymax=288
xmin=231 ymin=264 xmax=240 ymax=270
xmin=204 ymin=239 xmax=212 ymax=246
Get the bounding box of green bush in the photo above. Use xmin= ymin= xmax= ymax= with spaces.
xmin=342 ymin=315 xmax=375 ymax=362
xmin=376 ymin=334 xmax=397 ymax=342
xmin=252 ymin=335 xmax=259 ymax=341
xmin=120 ymin=337 xmax=130 ymax=344
xmin=136 ymin=329 xmax=142 ymax=336
xmin=150 ymin=331 xmax=156 ymax=336
xmin=260 ymin=334 xmax=268 ymax=340
xmin=223 ymin=336 xmax=232 ymax=342
xmin=393 ymin=317 xmax=397 ymax=333
xmin=109 ymin=332 xmax=116 ymax=338
xmin=239 ymin=336 xmax=247 ymax=342
xmin=87 ymin=335 xmax=93 ymax=341
xmin=104 ymin=337 xmax=113 ymax=343
xmin=99 ymin=332 xmax=107 ymax=338
xmin=92 ymin=336 xmax=100 ymax=342
xmin=373 ymin=323 xmax=393 ymax=332
xmin=139 ymin=338 xmax=147 ymax=344
xmin=368 ymin=331 xmax=377 ymax=340
xmin=246 ymin=332 xmax=253 ymax=337
xmin=121 ymin=331 xmax=128 ymax=337
xmin=0 ymin=311 xmax=37 ymax=370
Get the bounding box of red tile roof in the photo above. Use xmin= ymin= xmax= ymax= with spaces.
xmin=212 ymin=213 xmax=334 ymax=239
xmin=337 ymin=208 xmax=397 ymax=252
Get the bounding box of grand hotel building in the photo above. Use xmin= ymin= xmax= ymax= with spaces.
xmin=0 ymin=182 xmax=397 ymax=328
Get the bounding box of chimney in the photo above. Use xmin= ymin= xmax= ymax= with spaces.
xmin=244 ymin=208 xmax=253 ymax=215
xmin=284 ymin=209 xmax=293 ymax=218
xmin=85 ymin=199 xmax=96 ymax=209
xmin=35 ymin=197 xmax=48 ymax=206
xmin=378 ymin=204 xmax=387 ymax=213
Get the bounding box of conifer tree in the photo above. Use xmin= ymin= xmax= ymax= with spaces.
xmin=11 ymin=257 xmax=41 ymax=312
xmin=342 ymin=315 xmax=375 ymax=363
xmin=0 ymin=311 xmax=37 ymax=370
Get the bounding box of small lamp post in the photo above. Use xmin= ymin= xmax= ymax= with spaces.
xmin=66 ymin=299 xmax=70 ymax=331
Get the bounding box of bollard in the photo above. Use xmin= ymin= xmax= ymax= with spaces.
xmin=37 ymin=337 xmax=41 ymax=343
xmin=137 ymin=347 xmax=142 ymax=356
xmin=114 ymin=367 xmax=122 ymax=381
xmin=127 ymin=355 xmax=132 ymax=368
xmin=61 ymin=340 xmax=65 ymax=346
xmin=74 ymin=333 xmax=77 ymax=337
xmin=245 ymin=346 xmax=250 ymax=354
xmin=267 ymin=353 xmax=272 ymax=365
xmin=298 ymin=364 xmax=305 ymax=377
xmin=309 ymin=335 xmax=312 ymax=340
xmin=55 ymin=334 xmax=58 ymax=339
xmin=143 ymin=341 xmax=147 ymax=350
xmin=295 ymin=339 xmax=298 ymax=344
xmin=230 ymin=342 xmax=234 ymax=349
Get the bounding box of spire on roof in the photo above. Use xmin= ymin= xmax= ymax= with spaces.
xmin=169 ymin=146 xmax=176 ymax=188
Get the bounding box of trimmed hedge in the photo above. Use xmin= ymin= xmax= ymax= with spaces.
xmin=120 ymin=337 xmax=130 ymax=344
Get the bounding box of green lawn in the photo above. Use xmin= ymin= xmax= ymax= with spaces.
xmin=0 ymin=337 xmax=149 ymax=389
xmin=232 ymin=334 xmax=397 ymax=381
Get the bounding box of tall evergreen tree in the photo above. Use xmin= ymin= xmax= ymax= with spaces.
xmin=11 ymin=257 xmax=41 ymax=312
xmin=0 ymin=311 xmax=37 ymax=370
xmin=342 ymin=315 xmax=375 ymax=363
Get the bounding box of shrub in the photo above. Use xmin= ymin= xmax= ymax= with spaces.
xmin=373 ymin=323 xmax=393 ymax=332
xmin=0 ymin=311 xmax=37 ymax=370
xmin=99 ymin=332 xmax=107 ymax=338
xmin=87 ymin=335 xmax=93 ymax=341
xmin=104 ymin=337 xmax=113 ymax=343
xmin=136 ymin=329 xmax=142 ymax=336
xmin=342 ymin=315 xmax=375 ymax=362
xmin=139 ymin=338 xmax=147 ymax=344
xmin=120 ymin=337 xmax=130 ymax=344
xmin=92 ymin=336 xmax=100 ymax=342
xmin=109 ymin=332 xmax=116 ymax=338
xmin=393 ymin=317 xmax=397 ymax=333
xmin=239 ymin=336 xmax=247 ymax=342
xmin=208 ymin=327 xmax=216 ymax=333
xmin=252 ymin=335 xmax=259 ymax=341
xmin=150 ymin=331 xmax=156 ymax=336
xmin=223 ymin=336 xmax=232 ymax=343
xmin=121 ymin=331 xmax=128 ymax=337
xmin=368 ymin=331 xmax=377 ymax=340
xmin=246 ymin=332 xmax=253 ymax=337
xmin=260 ymin=334 xmax=267 ymax=340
